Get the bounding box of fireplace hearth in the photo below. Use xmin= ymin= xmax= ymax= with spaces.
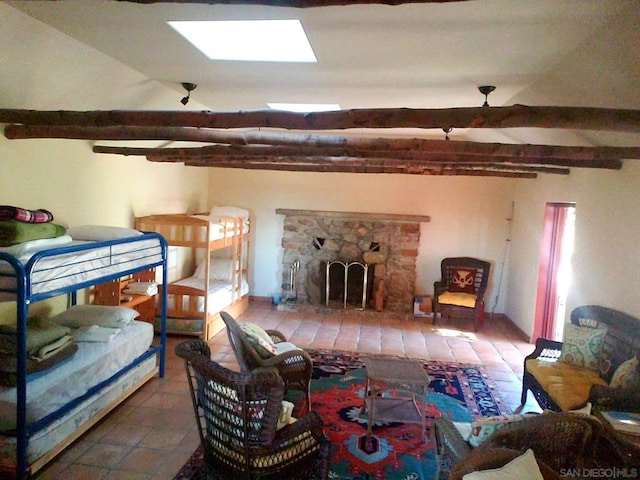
xmin=277 ymin=209 xmax=430 ymax=314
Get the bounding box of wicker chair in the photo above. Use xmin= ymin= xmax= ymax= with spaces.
xmin=221 ymin=310 xmax=313 ymax=412
xmin=433 ymin=412 xmax=638 ymax=479
xmin=520 ymin=305 xmax=640 ymax=414
xmin=447 ymin=448 xmax=561 ymax=480
xmin=433 ymin=257 xmax=491 ymax=331
xmin=175 ymin=339 xmax=330 ymax=480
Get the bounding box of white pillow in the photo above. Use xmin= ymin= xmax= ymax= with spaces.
xmin=462 ymin=449 xmax=543 ymax=480
xmin=51 ymin=305 xmax=139 ymax=328
xmin=66 ymin=225 xmax=142 ymax=241
xmin=209 ymin=206 xmax=250 ymax=221
xmin=194 ymin=258 xmax=234 ymax=281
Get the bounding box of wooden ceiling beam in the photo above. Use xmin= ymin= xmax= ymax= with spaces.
xmin=91 ymin=145 xmax=620 ymax=169
xmin=2 ymin=105 xmax=640 ymax=132
xmin=143 ymin=152 xmax=564 ymax=174
xmin=11 ymin=125 xmax=639 ymax=161
xmin=177 ymin=156 xmax=538 ymax=178
xmin=119 ymin=0 xmax=470 ymax=6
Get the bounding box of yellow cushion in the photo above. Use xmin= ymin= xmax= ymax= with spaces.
xmin=526 ymin=358 xmax=607 ymax=411
xmin=438 ymin=291 xmax=477 ymax=308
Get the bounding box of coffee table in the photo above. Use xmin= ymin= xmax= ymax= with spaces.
xmin=360 ymin=356 xmax=430 ymax=441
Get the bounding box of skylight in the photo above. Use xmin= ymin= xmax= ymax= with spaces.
xmin=267 ymin=103 xmax=341 ymax=113
xmin=168 ymin=20 xmax=317 ymax=63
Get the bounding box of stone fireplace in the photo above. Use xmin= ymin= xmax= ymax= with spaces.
xmin=277 ymin=209 xmax=430 ymax=313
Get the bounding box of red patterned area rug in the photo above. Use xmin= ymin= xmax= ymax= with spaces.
xmin=174 ymin=349 xmax=511 ymax=480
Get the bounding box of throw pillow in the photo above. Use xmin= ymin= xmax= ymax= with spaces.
xmin=558 ymin=324 xmax=607 ymax=371
xmin=277 ymin=400 xmax=297 ymax=430
xmin=240 ymin=323 xmax=277 ymax=358
xmin=462 ymin=449 xmax=543 ymax=480
xmin=452 ymin=414 xmax=531 ymax=448
xmin=610 ymin=356 xmax=640 ymax=389
xmin=449 ymin=268 xmax=477 ymax=294
xmin=467 ymin=414 xmax=530 ymax=447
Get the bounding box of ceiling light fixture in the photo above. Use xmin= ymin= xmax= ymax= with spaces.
xmin=180 ymin=82 xmax=197 ymax=105
xmin=478 ymin=85 xmax=496 ymax=107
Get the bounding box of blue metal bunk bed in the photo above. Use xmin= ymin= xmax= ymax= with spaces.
xmin=0 ymin=232 xmax=168 ymax=479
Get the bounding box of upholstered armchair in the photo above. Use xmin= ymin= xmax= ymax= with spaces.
xmin=433 ymin=257 xmax=491 ymax=331
xmin=221 ymin=311 xmax=313 ymax=412
xmin=175 ymin=339 xmax=330 ymax=480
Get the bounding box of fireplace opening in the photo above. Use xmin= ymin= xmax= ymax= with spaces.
xmin=322 ymin=261 xmax=374 ymax=310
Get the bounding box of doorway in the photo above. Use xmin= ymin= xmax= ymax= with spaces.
xmin=532 ymin=202 xmax=576 ymax=342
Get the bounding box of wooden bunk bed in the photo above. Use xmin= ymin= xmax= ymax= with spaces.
xmin=135 ymin=209 xmax=249 ymax=340
xmin=0 ymin=230 xmax=168 ymax=480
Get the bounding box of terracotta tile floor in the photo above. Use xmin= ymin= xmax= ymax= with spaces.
xmin=35 ymin=302 xmax=542 ymax=480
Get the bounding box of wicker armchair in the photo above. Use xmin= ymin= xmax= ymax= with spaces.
xmin=175 ymin=339 xmax=330 ymax=480
xmin=433 ymin=257 xmax=491 ymax=331
xmin=221 ymin=311 xmax=313 ymax=412
xmin=434 ymin=412 xmax=638 ymax=479
xmin=447 ymin=448 xmax=561 ymax=480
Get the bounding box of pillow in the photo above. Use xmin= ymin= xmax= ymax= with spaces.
xmin=462 ymin=449 xmax=543 ymax=480
xmin=468 ymin=414 xmax=529 ymax=447
xmin=449 ymin=268 xmax=477 ymax=294
xmin=558 ymin=324 xmax=607 ymax=371
xmin=66 ymin=225 xmax=142 ymax=241
xmin=209 ymin=206 xmax=250 ymax=221
xmin=276 ymin=400 xmax=297 ymax=430
xmin=453 ymin=414 xmax=531 ymax=448
xmin=50 ymin=305 xmax=139 ymax=328
xmin=194 ymin=258 xmax=234 ymax=282
xmin=240 ymin=323 xmax=277 ymax=358
xmin=609 ymin=356 xmax=640 ymax=389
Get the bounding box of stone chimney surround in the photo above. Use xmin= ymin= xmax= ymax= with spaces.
xmin=276 ymin=209 xmax=430 ymax=314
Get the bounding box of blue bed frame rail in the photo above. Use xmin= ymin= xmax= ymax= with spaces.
xmin=0 ymin=232 xmax=168 ymax=480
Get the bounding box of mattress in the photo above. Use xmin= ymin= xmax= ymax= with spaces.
xmin=166 ymin=276 xmax=249 ymax=314
xmin=0 ymin=356 xmax=157 ymax=465
xmin=0 ymin=236 xmax=164 ymax=300
xmin=0 ymin=320 xmax=154 ymax=430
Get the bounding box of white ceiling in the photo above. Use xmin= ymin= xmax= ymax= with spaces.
xmin=6 ymin=0 xmax=640 ymax=147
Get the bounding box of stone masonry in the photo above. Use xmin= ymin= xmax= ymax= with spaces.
xmin=279 ymin=211 xmax=423 ymax=313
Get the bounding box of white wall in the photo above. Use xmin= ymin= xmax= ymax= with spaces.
xmin=207 ymin=168 xmax=514 ymax=311
xmin=3 ymin=2 xmax=639 ymax=339
xmin=506 ymin=162 xmax=640 ymax=337
xmin=0 ymin=5 xmax=208 ymax=318
xmin=503 ymin=3 xmax=640 ymax=338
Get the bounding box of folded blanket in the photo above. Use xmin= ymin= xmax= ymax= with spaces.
xmin=0 ymin=340 xmax=78 ymax=387
xmin=0 ymin=205 xmax=54 ymax=224
xmin=72 ymin=325 xmax=121 ymax=342
xmin=30 ymin=335 xmax=73 ymax=361
xmin=123 ymin=281 xmax=158 ymax=296
xmin=0 ymin=220 xmax=66 ymax=247
xmin=0 ymin=317 xmax=71 ymax=355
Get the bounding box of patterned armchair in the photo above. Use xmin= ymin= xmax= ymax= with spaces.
xmin=433 ymin=257 xmax=491 ymax=331
xmin=175 ymin=339 xmax=330 ymax=480
xmin=221 ymin=311 xmax=313 ymax=412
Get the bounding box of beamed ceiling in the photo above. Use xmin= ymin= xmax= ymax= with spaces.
xmin=4 ymin=0 xmax=640 ymax=179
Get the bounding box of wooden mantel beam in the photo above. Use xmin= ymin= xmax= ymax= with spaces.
xmin=2 ymin=105 xmax=640 ymax=132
